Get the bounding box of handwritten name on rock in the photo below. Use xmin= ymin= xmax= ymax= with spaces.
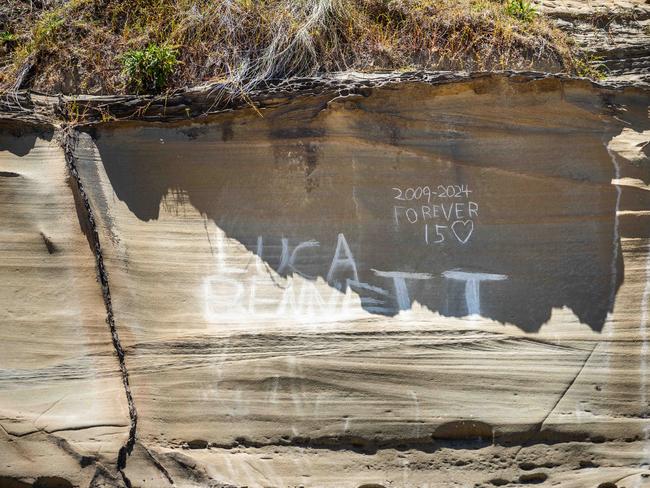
xmin=203 ymin=232 xmax=507 ymax=322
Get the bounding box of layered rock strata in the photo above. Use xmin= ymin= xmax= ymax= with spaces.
xmin=0 ymin=72 xmax=649 ymax=487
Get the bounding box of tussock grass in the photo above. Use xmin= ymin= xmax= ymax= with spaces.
xmin=0 ymin=0 xmax=578 ymax=95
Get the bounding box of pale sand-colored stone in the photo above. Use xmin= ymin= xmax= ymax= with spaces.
xmin=0 ymin=125 xmax=130 ymax=487
xmin=62 ymin=76 xmax=650 ymax=486
xmin=125 ymin=441 xmax=650 ymax=488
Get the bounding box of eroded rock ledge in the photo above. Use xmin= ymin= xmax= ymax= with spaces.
xmin=1 ymin=72 xmax=649 ymax=487
xmin=540 ymin=0 xmax=650 ymax=85
xmin=1 ymin=70 xmax=646 ymax=125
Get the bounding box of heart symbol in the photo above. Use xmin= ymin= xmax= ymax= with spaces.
xmin=452 ymin=220 xmax=474 ymax=244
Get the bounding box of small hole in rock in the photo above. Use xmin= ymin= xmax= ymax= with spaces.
xmin=489 ymin=479 xmax=509 ymax=486
xmin=80 ymin=456 xmax=94 ymax=467
xmin=187 ymin=439 xmax=208 ymax=449
xmin=40 ymin=233 xmax=56 ymax=254
xmin=519 ymin=472 xmax=548 ymax=484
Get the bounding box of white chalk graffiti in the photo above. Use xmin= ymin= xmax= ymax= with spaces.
xmin=327 ymin=233 xmax=359 ymax=285
xmin=372 ymin=270 xmax=432 ymax=311
xmin=202 ymin=231 xmax=507 ymax=322
xmin=442 ymin=270 xmax=508 ymax=316
xmin=392 ymin=184 xmax=478 ymax=245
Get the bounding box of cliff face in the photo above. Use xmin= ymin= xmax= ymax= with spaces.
xmin=1 ymin=73 xmax=650 ymax=487
xmin=540 ymin=0 xmax=650 ymax=84
xmin=0 ymin=122 xmax=131 ymax=488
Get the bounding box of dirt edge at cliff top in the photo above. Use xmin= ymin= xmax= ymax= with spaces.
xmin=0 ymin=0 xmax=592 ymax=96
xmin=1 ymin=70 xmax=646 ymax=127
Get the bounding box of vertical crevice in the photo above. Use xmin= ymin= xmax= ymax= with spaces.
xmin=60 ymin=126 xmax=137 ymax=486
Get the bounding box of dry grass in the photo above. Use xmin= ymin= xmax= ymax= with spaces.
xmin=0 ymin=0 xmax=578 ymax=95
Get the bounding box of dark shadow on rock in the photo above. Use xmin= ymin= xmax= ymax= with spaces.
xmin=0 ymin=121 xmax=52 ymax=157
xmin=86 ymin=88 xmax=629 ymax=333
xmin=433 ymin=420 xmax=493 ymax=440
xmin=0 ymin=477 xmax=31 ymax=488
xmin=32 ymin=477 xmax=73 ymax=488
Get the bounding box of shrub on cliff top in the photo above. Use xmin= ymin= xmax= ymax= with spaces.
xmin=0 ymin=0 xmax=577 ymax=95
xmin=121 ymin=44 xmax=178 ymax=93
xmin=505 ymin=0 xmax=537 ymax=23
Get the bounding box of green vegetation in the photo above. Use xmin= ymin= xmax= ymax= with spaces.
xmin=0 ymin=0 xmax=585 ymax=95
xmin=574 ymin=55 xmax=607 ymax=81
xmin=504 ymin=0 xmax=537 ymax=23
xmin=0 ymin=32 xmax=17 ymax=44
xmin=121 ymin=44 xmax=178 ymax=93
xmin=32 ymin=11 xmax=65 ymax=49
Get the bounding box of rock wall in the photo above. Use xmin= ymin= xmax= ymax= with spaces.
xmin=1 ymin=73 xmax=650 ymax=487
xmin=539 ymin=0 xmax=650 ymax=85
xmin=0 ymin=121 xmax=130 ymax=488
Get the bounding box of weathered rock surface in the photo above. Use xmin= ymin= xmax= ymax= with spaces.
xmin=539 ymin=0 xmax=650 ymax=85
xmin=1 ymin=73 xmax=649 ymax=487
xmin=0 ymin=122 xmax=131 ymax=487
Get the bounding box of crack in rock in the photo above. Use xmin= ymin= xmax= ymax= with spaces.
xmin=60 ymin=126 xmax=138 ymax=484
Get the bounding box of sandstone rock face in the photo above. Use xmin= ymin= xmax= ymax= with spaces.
xmin=1 ymin=73 xmax=650 ymax=487
xmin=0 ymin=122 xmax=131 ymax=487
